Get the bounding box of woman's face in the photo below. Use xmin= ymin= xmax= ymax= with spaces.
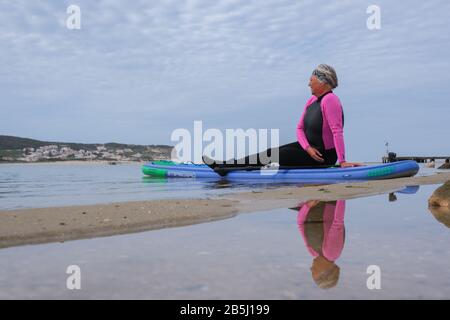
xmin=308 ymin=75 xmax=327 ymax=96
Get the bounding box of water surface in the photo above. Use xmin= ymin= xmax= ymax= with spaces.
xmin=0 ymin=184 xmax=448 ymax=299
xmin=0 ymin=163 xmax=310 ymax=210
xmin=0 ymin=163 xmax=442 ymax=211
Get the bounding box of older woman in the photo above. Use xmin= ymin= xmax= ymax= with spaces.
xmin=298 ymin=64 xmax=361 ymax=168
xmin=203 ymin=64 xmax=361 ymax=174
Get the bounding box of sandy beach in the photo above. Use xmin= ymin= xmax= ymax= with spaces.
xmin=1 ymin=172 xmax=450 ymax=249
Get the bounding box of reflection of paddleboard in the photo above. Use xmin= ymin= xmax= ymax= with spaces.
xmin=142 ymin=160 xmax=419 ymax=181
xmin=141 ymin=176 xmax=168 ymax=184
xmin=397 ymin=185 xmax=420 ymax=194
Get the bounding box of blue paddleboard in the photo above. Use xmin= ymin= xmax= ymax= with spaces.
xmin=142 ymin=160 xmax=419 ymax=182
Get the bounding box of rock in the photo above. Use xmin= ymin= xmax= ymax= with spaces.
xmin=428 ymin=206 xmax=450 ymax=228
xmin=425 ymin=162 xmax=435 ymax=168
xmin=428 ymin=181 xmax=450 ymax=228
xmin=428 ymin=181 xmax=450 ymax=207
xmin=438 ymin=162 xmax=450 ymax=169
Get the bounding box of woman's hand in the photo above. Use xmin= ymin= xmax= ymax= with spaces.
xmin=340 ymin=161 xmax=364 ymax=168
xmin=306 ymin=200 xmax=321 ymax=208
xmin=306 ymin=147 xmax=324 ymax=163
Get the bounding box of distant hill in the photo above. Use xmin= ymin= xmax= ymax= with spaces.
xmin=0 ymin=135 xmax=52 ymax=150
xmin=0 ymin=135 xmax=171 ymax=151
xmin=0 ymin=135 xmax=173 ymax=163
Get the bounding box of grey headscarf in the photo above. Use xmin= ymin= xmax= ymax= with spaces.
xmin=312 ymin=64 xmax=338 ymax=89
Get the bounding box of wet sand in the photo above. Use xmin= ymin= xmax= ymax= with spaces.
xmin=1 ymin=172 xmax=450 ymax=249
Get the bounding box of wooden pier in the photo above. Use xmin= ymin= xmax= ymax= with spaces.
xmin=382 ymin=153 xmax=450 ymax=163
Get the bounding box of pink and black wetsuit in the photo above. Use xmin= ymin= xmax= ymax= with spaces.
xmin=207 ymin=91 xmax=345 ymax=168
xmin=296 ymin=91 xmax=345 ymax=165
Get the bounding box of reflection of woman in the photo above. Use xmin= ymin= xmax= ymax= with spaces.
xmin=297 ymin=200 xmax=346 ymax=289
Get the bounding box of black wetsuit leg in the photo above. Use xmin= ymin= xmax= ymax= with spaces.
xmin=217 ymin=142 xmax=337 ymax=168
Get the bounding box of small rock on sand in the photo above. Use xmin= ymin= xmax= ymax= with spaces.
xmin=428 ymin=181 xmax=450 ymax=228
xmin=438 ymin=163 xmax=450 ymax=170
xmin=428 ymin=181 xmax=450 ymax=207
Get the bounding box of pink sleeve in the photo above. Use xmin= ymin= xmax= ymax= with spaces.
xmin=296 ymin=203 xmax=311 ymax=225
xmin=322 ymin=95 xmax=346 ymax=163
xmin=297 ymin=204 xmax=320 ymax=258
xmin=322 ymin=200 xmax=346 ymax=262
xmin=296 ymin=97 xmax=316 ymax=150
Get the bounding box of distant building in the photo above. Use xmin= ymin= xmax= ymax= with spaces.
xmin=22 ymin=147 xmax=35 ymax=153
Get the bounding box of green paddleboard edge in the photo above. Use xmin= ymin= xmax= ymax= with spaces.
xmin=142 ymin=165 xmax=168 ymax=177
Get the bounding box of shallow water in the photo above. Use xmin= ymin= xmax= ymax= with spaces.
xmin=0 ymin=184 xmax=448 ymax=299
xmin=0 ymin=163 xmax=443 ymax=211
xmin=0 ymin=163 xmax=313 ymax=211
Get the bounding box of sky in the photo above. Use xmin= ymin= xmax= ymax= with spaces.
xmin=0 ymin=0 xmax=449 ymax=162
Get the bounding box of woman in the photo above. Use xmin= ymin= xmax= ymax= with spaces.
xmin=203 ymin=64 xmax=361 ymax=173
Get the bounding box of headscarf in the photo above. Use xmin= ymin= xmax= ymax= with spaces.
xmin=312 ymin=64 xmax=338 ymax=89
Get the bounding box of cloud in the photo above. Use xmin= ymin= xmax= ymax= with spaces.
xmin=0 ymin=0 xmax=449 ymax=159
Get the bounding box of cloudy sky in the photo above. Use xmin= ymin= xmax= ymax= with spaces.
xmin=1 ymin=0 xmax=449 ymax=161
